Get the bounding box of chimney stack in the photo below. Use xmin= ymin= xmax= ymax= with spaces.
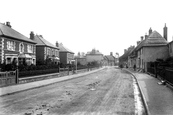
xmin=56 ymin=41 xmax=59 ymax=47
xmin=110 ymin=52 xmax=113 ymax=56
xmin=145 ymin=34 xmax=148 ymax=40
xmin=141 ymin=36 xmax=144 ymax=41
xmin=6 ymin=22 xmax=11 ymax=28
xmin=163 ymin=23 xmax=167 ymax=41
xmin=149 ymin=27 xmax=152 ymax=35
xmin=30 ymin=31 xmax=35 ymax=40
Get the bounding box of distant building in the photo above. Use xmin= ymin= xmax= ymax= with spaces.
xmin=0 ymin=22 xmax=36 ymax=66
xmin=129 ymin=25 xmax=169 ymax=72
xmin=119 ymin=46 xmax=135 ymax=67
xmin=30 ymin=32 xmax=59 ymax=64
xmin=86 ymin=49 xmax=104 ymax=65
xmin=104 ymin=52 xmax=115 ymax=66
xmin=57 ymin=42 xmax=74 ymax=65
xmin=75 ymin=53 xmax=87 ymax=66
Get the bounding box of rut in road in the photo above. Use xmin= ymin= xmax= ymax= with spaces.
xmin=0 ymin=67 xmax=135 ymax=115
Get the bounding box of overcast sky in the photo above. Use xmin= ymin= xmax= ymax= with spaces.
xmin=1 ymin=0 xmax=173 ymax=56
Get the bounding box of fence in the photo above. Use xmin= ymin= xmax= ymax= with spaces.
xmin=0 ymin=70 xmax=18 ymax=87
xmin=157 ymin=67 xmax=173 ymax=85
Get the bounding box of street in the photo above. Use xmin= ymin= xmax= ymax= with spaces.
xmin=0 ymin=67 xmax=136 ymax=115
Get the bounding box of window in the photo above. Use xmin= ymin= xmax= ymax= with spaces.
xmin=7 ymin=41 xmax=15 ymax=51
xmin=27 ymin=44 xmax=33 ymax=53
xmin=19 ymin=43 xmax=24 ymax=53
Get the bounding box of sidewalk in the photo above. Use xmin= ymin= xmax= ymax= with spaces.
xmin=0 ymin=67 xmax=104 ymax=96
xmin=126 ymin=68 xmax=173 ymax=115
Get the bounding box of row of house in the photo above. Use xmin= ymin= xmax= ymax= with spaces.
xmin=119 ymin=24 xmax=173 ymax=72
xmin=75 ymin=49 xmax=118 ymax=66
xmin=0 ymin=22 xmax=74 ymax=67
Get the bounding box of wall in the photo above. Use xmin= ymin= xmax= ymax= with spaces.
xmin=59 ymin=52 xmax=67 ymax=65
xmin=86 ymin=54 xmax=103 ymax=63
xmin=143 ymin=45 xmax=169 ymax=71
xmin=36 ymin=46 xmax=45 ymax=62
xmin=169 ymin=42 xmax=173 ymax=57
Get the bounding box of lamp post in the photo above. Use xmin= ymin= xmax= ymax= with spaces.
xmin=76 ymin=58 xmax=77 ymax=73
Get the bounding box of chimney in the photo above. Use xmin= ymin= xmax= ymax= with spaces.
xmin=163 ymin=23 xmax=167 ymax=41
xmin=149 ymin=27 xmax=152 ymax=35
xmin=6 ymin=22 xmax=11 ymax=28
xmin=56 ymin=41 xmax=59 ymax=47
xmin=110 ymin=52 xmax=113 ymax=56
xmin=141 ymin=36 xmax=144 ymax=41
xmin=30 ymin=31 xmax=35 ymax=40
xmin=145 ymin=34 xmax=148 ymax=40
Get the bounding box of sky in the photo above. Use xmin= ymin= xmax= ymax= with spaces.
xmin=1 ymin=0 xmax=173 ymax=56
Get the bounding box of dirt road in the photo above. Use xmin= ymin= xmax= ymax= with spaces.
xmin=0 ymin=67 xmax=135 ymax=115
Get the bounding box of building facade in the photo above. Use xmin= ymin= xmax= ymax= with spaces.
xmin=168 ymin=41 xmax=173 ymax=57
xmin=128 ymin=25 xmax=169 ymax=72
xmin=57 ymin=43 xmax=74 ymax=65
xmin=86 ymin=49 xmax=104 ymax=65
xmin=104 ymin=52 xmax=115 ymax=66
xmin=30 ymin=32 xmax=59 ymax=64
xmin=0 ymin=22 xmax=36 ymax=66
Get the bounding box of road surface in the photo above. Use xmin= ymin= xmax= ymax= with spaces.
xmin=0 ymin=67 xmax=136 ymax=115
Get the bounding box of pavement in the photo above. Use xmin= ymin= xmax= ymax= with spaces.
xmin=126 ymin=68 xmax=173 ymax=115
xmin=0 ymin=67 xmax=105 ymax=97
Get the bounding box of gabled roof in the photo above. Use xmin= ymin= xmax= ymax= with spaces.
xmin=59 ymin=43 xmax=74 ymax=53
xmin=0 ymin=23 xmax=36 ymax=44
xmin=33 ymin=35 xmax=58 ymax=49
xmin=86 ymin=49 xmax=103 ymax=55
xmin=119 ymin=49 xmax=133 ymax=61
xmin=105 ymin=55 xmax=115 ymax=61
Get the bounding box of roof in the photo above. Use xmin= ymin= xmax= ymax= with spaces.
xmin=86 ymin=49 xmax=103 ymax=55
xmin=134 ymin=31 xmax=168 ymax=51
xmin=119 ymin=49 xmax=133 ymax=61
xmin=105 ymin=55 xmax=115 ymax=61
xmin=0 ymin=23 xmax=36 ymax=44
xmin=59 ymin=43 xmax=74 ymax=53
xmin=145 ymin=31 xmax=168 ymax=44
xmin=33 ymin=35 xmax=58 ymax=49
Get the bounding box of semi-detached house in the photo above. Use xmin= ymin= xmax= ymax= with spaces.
xmin=0 ymin=22 xmax=36 ymax=66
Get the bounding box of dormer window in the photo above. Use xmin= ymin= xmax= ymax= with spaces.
xmin=19 ymin=43 xmax=24 ymax=53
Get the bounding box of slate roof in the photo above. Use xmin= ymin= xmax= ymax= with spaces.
xmin=105 ymin=55 xmax=115 ymax=61
xmin=33 ymin=35 xmax=58 ymax=49
xmin=59 ymin=43 xmax=74 ymax=53
xmin=0 ymin=23 xmax=36 ymax=44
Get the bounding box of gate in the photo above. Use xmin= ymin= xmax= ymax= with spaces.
xmin=0 ymin=70 xmax=18 ymax=87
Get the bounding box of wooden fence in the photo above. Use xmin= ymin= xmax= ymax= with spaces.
xmin=0 ymin=70 xmax=18 ymax=87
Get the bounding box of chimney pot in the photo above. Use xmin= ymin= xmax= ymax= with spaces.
xmin=30 ymin=31 xmax=35 ymax=40
xmin=56 ymin=41 xmax=59 ymax=47
xmin=141 ymin=36 xmax=144 ymax=41
xmin=6 ymin=21 xmax=11 ymax=28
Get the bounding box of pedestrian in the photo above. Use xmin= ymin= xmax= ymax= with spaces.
xmin=133 ymin=64 xmax=136 ymax=71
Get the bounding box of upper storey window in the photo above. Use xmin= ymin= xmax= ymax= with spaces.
xmin=7 ymin=41 xmax=15 ymax=51
xmin=19 ymin=43 xmax=24 ymax=53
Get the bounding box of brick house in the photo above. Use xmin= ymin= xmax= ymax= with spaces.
xmin=74 ymin=53 xmax=87 ymax=66
xmin=86 ymin=49 xmax=104 ymax=65
xmin=0 ymin=22 xmax=36 ymax=66
xmin=128 ymin=25 xmax=169 ymax=72
xmin=30 ymin=32 xmax=59 ymax=64
xmin=56 ymin=42 xmax=74 ymax=65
